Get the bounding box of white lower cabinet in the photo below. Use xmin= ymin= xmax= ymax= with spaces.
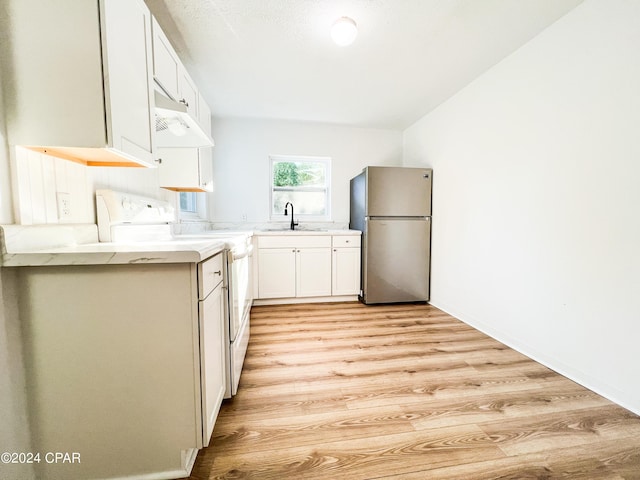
xmin=14 ymin=253 xmax=227 ymax=480
xmin=332 ymin=235 xmax=361 ymax=296
xmin=257 ymin=247 xmax=297 ymax=298
xmin=256 ymin=233 xmax=360 ymax=301
xmin=297 ymin=247 xmax=332 ymax=297
xmin=198 ymin=254 xmax=226 ymax=447
xmin=257 ymin=235 xmax=332 ymax=299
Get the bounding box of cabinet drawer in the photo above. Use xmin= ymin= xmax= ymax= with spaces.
xmin=199 ymin=252 xmax=224 ymax=299
xmin=258 ymin=235 xmax=331 ymax=249
xmin=332 ymin=235 xmax=361 ymax=248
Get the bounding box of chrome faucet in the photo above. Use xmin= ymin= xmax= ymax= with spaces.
xmin=284 ymin=202 xmax=298 ymax=230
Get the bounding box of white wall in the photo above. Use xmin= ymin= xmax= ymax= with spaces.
xmin=404 ymin=0 xmax=640 ymax=413
xmin=209 ymin=118 xmax=403 ymax=225
xmin=0 ymin=46 xmax=35 ymax=480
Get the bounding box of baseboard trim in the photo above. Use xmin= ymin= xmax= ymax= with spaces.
xmin=253 ymin=295 xmax=358 ymax=306
xmin=429 ymin=299 xmax=640 ymax=416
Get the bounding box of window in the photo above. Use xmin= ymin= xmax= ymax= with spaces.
xmin=179 ymin=192 xmax=197 ymax=213
xmin=270 ymin=155 xmax=331 ymax=221
xmin=179 ymin=192 xmax=207 ymax=220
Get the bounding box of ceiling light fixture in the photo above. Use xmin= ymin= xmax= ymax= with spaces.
xmin=331 ymin=16 xmax=358 ymax=46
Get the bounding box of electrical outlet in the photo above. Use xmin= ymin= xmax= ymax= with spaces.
xmin=56 ymin=192 xmax=72 ymax=221
xmin=242 ymin=213 xmax=247 ymax=222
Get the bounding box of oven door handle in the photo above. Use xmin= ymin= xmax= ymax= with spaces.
xmin=229 ymin=244 xmax=253 ymax=262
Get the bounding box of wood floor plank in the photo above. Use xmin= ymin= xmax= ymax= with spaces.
xmin=210 ymin=404 xmax=416 ymax=454
xmin=479 ymin=404 xmax=640 ymax=456
xmin=181 ymin=302 xmax=640 ymax=480
xmin=406 ymin=384 xmax=611 ymax=430
xmin=197 ymin=425 xmax=505 ymax=480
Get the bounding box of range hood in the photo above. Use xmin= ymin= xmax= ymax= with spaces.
xmin=154 ymin=91 xmax=215 ymax=148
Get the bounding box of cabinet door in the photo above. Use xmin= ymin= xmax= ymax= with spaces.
xmin=200 ymin=282 xmax=225 ymax=447
xmin=151 ymin=17 xmax=180 ymax=100
xmin=332 ymin=247 xmax=361 ymax=296
xmin=157 ymin=147 xmax=212 ymax=192
xmin=258 ymin=249 xmax=296 ymax=298
xmin=198 ymin=92 xmax=212 ymax=136
xmin=101 ymin=0 xmax=155 ymax=163
xmin=296 ymin=248 xmax=332 ymax=297
xmin=178 ymin=68 xmax=199 ymax=119
xmin=198 ymin=147 xmax=214 ymax=191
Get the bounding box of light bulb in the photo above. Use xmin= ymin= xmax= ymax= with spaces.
xmin=331 ymin=16 xmax=357 ymax=46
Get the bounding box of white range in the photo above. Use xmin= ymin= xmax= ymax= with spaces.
xmin=96 ymin=189 xmax=253 ymax=398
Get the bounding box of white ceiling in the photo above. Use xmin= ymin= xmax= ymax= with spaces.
xmin=145 ymin=0 xmax=584 ymax=130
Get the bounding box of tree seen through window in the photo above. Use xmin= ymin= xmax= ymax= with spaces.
xmin=271 ymin=156 xmax=330 ymax=218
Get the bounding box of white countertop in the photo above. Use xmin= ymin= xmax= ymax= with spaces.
xmin=0 ymin=224 xmax=226 ymax=267
xmin=254 ymin=229 xmax=361 ymax=236
xmin=0 ymin=224 xmax=361 ymax=267
xmin=1 ymin=240 xmax=227 ymax=267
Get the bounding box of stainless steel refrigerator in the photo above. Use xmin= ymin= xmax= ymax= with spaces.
xmin=350 ymin=166 xmax=432 ymax=304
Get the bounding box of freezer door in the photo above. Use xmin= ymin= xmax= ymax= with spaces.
xmin=363 ymin=218 xmax=431 ymax=304
xmin=366 ymin=166 xmax=432 ymax=217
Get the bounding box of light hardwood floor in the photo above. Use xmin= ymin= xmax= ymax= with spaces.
xmin=184 ymin=302 xmax=640 ymax=479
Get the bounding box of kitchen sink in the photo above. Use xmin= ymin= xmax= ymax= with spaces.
xmin=260 ymin=228 xmax=328 ymax=232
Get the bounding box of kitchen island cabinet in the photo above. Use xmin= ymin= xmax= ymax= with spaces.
xmin=13 ymin=252 xmax=226 ymax=480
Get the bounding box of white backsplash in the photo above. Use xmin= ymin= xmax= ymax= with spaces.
xmin=207 ymin=221 xmax=350 ymax=231
xmin=13 ymin=147 xmax=91 ymax=224
xmin=11 ymin=146 xmax=174 ymax=226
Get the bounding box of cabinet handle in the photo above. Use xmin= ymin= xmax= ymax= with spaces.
xmin=333 ymin=249 xmax=337 ymax=252
xmin=154 ymin=158 xmax=162 ymax=164
xmin=345 ymin=240 xmax=350 ymax=243
xmin=213 ymin=270 xmax=221 ymax=276
xmin=179 ymin=98 xmax=189 ymax=108
xmin=292 ymin=249 xmax=296 ymax=253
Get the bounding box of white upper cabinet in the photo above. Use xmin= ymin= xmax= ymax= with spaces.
xmin=102 ymin=0 xmax=155 ymax=165
xmin=151 ymin=17 xmax=211 ymax=136
xmin=151 ymin=17 xmax=181 ymax=101
xmin=179 ymin=70 xmax=199 ymax=120
xmin=4 ymin=0 xmax=156 ymax=167
xmin=151 ymin=17 xmax=214 ymax=189
xmin=198 ymin=93 xmax=213 ymax=136
xmin=157 ymin=147 xmax=214 ymax=192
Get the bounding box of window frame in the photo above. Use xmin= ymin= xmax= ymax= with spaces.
xmin=269 ymin=155 xmax=331 ymax=222
xmin=178 ymin=191 xmax=207 ymax=221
